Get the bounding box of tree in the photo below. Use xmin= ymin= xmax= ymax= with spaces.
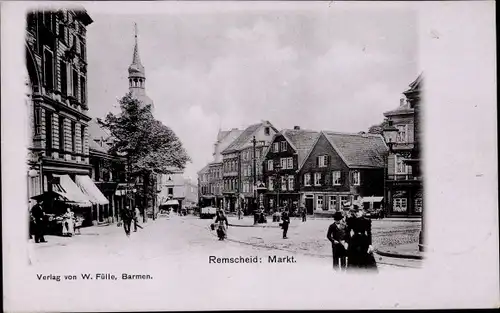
xmin=368 ymin=118 xmax=389 ymax=135
xmin=98 ymin=92 xmax=191 ymax=221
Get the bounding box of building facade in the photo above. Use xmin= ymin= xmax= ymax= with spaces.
xmin=88 ymin=119 xmax=131 ymax=224
xmin=221 ymin=121 xmax=278 ymax=213
xmin=383 ymin=75 xmax=423 ymax=217
xmin=262 ymin=127 xmax=320 ymax=214
xmin=238 ymin=140 xmax=268 ymax=214
xmin=298 ymin=131 xmax=387 ymax=215
xmin=157 ymin=168 xmax=186 ymax=211
xmin=208 ymin=162 xmax=224 ymax=208
xmin=26 ymin=9 xmax=93 ymax=209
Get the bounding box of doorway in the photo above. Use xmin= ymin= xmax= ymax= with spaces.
xmin=305 ymin=198 xmax=314 ymax=215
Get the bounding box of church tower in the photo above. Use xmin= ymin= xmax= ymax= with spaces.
xmin=128 ymin=23 xmax=154 ymax=111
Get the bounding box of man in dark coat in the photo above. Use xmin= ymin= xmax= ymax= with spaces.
xmin=327 ymin=211 xmax=348 ymax=270
xmin=121 ymin=206 xmax=133 ymax=236
xmin=301 ymin=206 xmax=307 ymax=222
xmin=281 ymin=210 xmax=290 ymax=239
xmin=346 ymin=207 xmax=378 ymax=272
xmin=30 ymin=201 xmax=47 ymax=243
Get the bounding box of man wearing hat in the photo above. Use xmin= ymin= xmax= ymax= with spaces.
xmin=326 ymin=211 xmax=348 ymax=271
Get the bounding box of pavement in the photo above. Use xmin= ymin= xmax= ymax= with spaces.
xmin=227 ymin=215 xmax=423 ymax=260
xmin=29 ymin=214 xmax=422 ymax=269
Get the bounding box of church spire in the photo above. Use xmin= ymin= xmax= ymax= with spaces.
xmin=128 ymin=22 xmax=145 ymax=87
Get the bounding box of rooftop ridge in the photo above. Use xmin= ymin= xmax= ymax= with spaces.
xmin=322 ymin=130 xmax=383 ymax=138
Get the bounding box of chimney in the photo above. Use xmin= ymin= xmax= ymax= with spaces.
xmin=294 ymin=126 xmax=300 ymax=130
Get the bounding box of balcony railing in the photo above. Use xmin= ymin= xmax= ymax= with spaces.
xmin=387 ymin=174 xmax=421 ymax=181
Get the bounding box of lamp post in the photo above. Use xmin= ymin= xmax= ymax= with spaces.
xmin=274 ymin=163 xmax=282 ymax=211
xmin=382 ymin=122 xmax=398 ymax=218
xmin=252 ymin=136 xmax=258 ymax=214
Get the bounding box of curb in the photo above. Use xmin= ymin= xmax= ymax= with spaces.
xmin=375 ymin=248 xmax=424 ymax=260
xmin=228 ymin=223 xmax=280 ymax=228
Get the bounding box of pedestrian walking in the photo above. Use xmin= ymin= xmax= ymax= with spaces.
xmin=121 ymin=206 xmax=133 ymax=237
xmin=238 ymin=208 xmax=242 ymax=220
xmin=301 ymin=206 xmax=307 ymax=222
xmin=133 ymin=207 xmax=143 ymax=232
xmin=30 ymin=200 xmax=47 ymax=243
xmin=281 ymin=210 xmax=290 ymax=239
xmin=327 ymin=211 xmax=348 ymax=271
xmin=346 ymin=207 xmax=378 ymax=272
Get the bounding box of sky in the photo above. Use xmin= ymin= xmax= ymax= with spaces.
xmin=85 ymin=3 xmax=418 ymax=181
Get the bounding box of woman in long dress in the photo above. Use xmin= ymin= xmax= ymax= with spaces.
xmin=62 ymin=207 xmax=75 ymax=237
xmin=346 ymin=207 xmax=378 ymax=272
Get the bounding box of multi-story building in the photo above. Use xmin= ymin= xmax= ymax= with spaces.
xmin=208 ymin=162 xmax=224 ymax=208
xmin=238 ymin=140 xmax=268 ymax=213
xmin=262 ymin=127 xmax=320 ymax=213
xmin=383 ymin=74 xmax=423 ymax=217
xmin=183 ymin=178 xmax=198 ymax=209
xmin=88 ymin=119 xmax=130 ymax=224
xmin=156 ymin=167 xmax=186 ymax=211
xmin=298 ymin=131 xmax=387 ymax=215
xmin=221 ymin=121 xmax=278 ymax=213
xmin=26 ymin=9 xmax=94 ymax=213
xmin=197 ymin=164 xmax=210 ymax=203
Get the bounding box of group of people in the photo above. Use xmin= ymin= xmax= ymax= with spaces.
xmin=120 ymin=206 xmax=143 ymax=237
xmin=29 ymin=200 xmax=79 ymax=243
xmin=327 ymin=207 xmax=378 ymax=272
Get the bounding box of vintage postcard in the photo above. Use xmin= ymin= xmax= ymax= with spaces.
xmin=1 ymin=1 xmax=498 ymax=311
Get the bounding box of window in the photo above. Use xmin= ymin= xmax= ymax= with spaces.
xmin=43 ymin=49 xmax=54 ymax=90
xmin=393 ymin=198 xmax=407 ymax=212
xmin=273 ymin=142 xmax=279 ymax=152
xmin=72 ymin=68 xmax=78 ymax=100
xmin=396 ymin=125 xmax=408 ymax=143
xmin=304 ymin=173 xmax=311 ymax=186
xmin=168 ymin=187 xmax=173 ymax=195
xmin=340 ymin=195 xmax=349 ymax=207
xmin=264 ymin=127 xmax=270 ymax=136
xmin=58 ymin=116 xmax=64 ymax=151
xmin=318 ymin=155 xmax=328 ymax=168
xmin=280 ymin=158 xmax=287 ymax=169
xmin=267 ymin=160 xmax=273 ymax=171
xmin=286 ymin=157 xmax=293 ymax=169
xmin=60 ymin=61 xmax=67 ymax=96
xmin=58 ymin=22 xmax=66 ymax=44
xmin=332 ymin=171 xmax=341 ymax=185
xmin=80 ymin=42 xmax=85 ymax=60
xmin=317 ymin=195 xmax=324 ymax=211
xmin=352 ymin=170 xmax=360 ymax=185
xmin=281 ymin=176 xmax=287 ymax=191
xmin=256 ymin=149 xmax=260 ymax=158
xmin=80 ymin=76 xmax=86 ymax=105
xmin=329 ymin=196 xmax=337 ymax=211
xmin=71 ymin=121 xmax=76 ymax=152
xmin=314 ymin=173 xmax=322 ymax=186
xmin=268 ymin=177 xmax=274 ymax=191
xmin=45 ymin=111 xmax=53 ymax=151
xmin=288 ymin=175 xmax=294 ymax=190
xmin=248 ymin=165 xmax=252 ymax=177
xmin=395 ymin=155 xmax=410 ymax=174
xmin=280 ymin=141 xmax=287 ymax=152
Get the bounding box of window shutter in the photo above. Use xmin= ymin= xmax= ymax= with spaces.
xmin=324 ymin=172 xmax=329 ymax=185
xmin=327 ymin=155 xmax=331 ymax=167
xmin=316 ymin=156 xmax=319 ymax=167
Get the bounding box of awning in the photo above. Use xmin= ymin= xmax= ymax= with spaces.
xmin=163 ymin=199 xmax=179 ymax=206
xmin=75 ymin=175 xmax=110 ymax=205
xmin=53 ymin=175 xmax=92 ymax=207
xmin=362 ymin=196 xmax=384 ymax=203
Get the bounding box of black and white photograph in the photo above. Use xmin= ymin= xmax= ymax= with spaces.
xmin=2 ymin=1 xmax=498 ymax=311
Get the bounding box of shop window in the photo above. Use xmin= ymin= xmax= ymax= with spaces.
xmin=329 ymin=196 xmax=337 ymax=211
xmin=393 ymin=198 xmax=408 ymax=212
xmin=317 ymin=195 xmax=324 ymax=211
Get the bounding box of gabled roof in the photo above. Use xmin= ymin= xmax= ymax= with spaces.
xmin=221 ymin=121 xmax=277 ymax=154
xmin=197 ymin=164 xmax=210 ymax=175
xmin=264 ymin=129 xmax=320 ymax=167
xmin=217 ymin=130 xmax=231 ymax=142
xmin=322 ymin=131 xmax=388 ymax=168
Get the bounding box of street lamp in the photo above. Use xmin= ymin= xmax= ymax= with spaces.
xmin=252 ymin=136 xmax=258 ymax=214
xmin=274 ymin=163 xmax=282 ymax=211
